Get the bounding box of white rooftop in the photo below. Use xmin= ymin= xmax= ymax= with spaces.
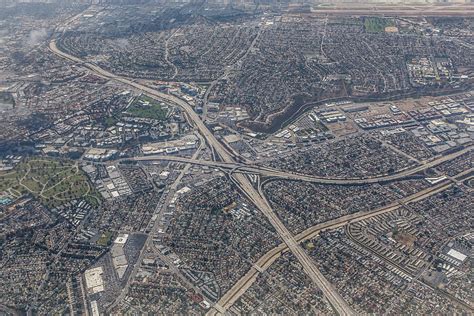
xmin=447 ymin=249 xmax=467 ymax=262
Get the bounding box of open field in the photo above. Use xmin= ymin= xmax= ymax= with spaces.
xmin=125 ymin=95 xmax=168 ymax=121
xmin=308 ymin=4 xmax=474 ymax=16
xmin=0 ymin=157 xmax=100 ymax=208
xmin=364 ymin=17 xmax=395 ymax=32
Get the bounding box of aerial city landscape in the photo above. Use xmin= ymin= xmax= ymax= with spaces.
xmin=0 ymin=0 xmax=473 ymax=315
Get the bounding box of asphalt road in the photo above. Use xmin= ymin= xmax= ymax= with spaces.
xmin=106 ymin=134 xmax=206 ymax=312
xmin=49 ymin=39 xmax=356 ymax=315
xmin=207 ymin=173 xmax=469 ymax=315
xmin=308 ymin=3 xmax=474 ymax=17
xmin=131 ymin=145 xmax=472 ymax=185
xmin=50 ymin=35 xmax=473 ymax=315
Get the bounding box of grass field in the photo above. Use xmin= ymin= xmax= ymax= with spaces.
xmin=0 ymin=157 xmax=100 ymax=208
xmin=126 ymin=95 xmax=168 ymax=121
xmin=364 ymin=17 xmax=395 ymax=33
xmin=96 ymin=231 xmax=114 ymax=246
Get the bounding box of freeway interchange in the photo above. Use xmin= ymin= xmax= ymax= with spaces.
xmin=50 ymin=37 xmax=356 ymax=315
xmin=129 ymin=145 xmax=472 ymax=185
xmin=49 ymin=34 xmax=472 ymax=316
xmin=207 ymin=167 xmax=474 ymax=315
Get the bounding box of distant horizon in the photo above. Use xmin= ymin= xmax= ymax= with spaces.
xmin=0 ymin=3 xmax=472 ymax=315
xmin=1 ymin=0 xmax=473 ymax=6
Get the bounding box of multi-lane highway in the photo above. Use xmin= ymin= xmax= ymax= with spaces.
xmin=106 ymin=133 xmax=206 ymax=313
xmin=234 ymin=172 xmax=355 ymax=315
xmin=208 ymin=169 xmax=473 ymax=315
xmin=131 ymin=145 xmax=473 ymax=185
xmin=50 ymin=38 xmax=357 ymax=315
xmin=49 ymin=34 xmax=473 ymax=316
